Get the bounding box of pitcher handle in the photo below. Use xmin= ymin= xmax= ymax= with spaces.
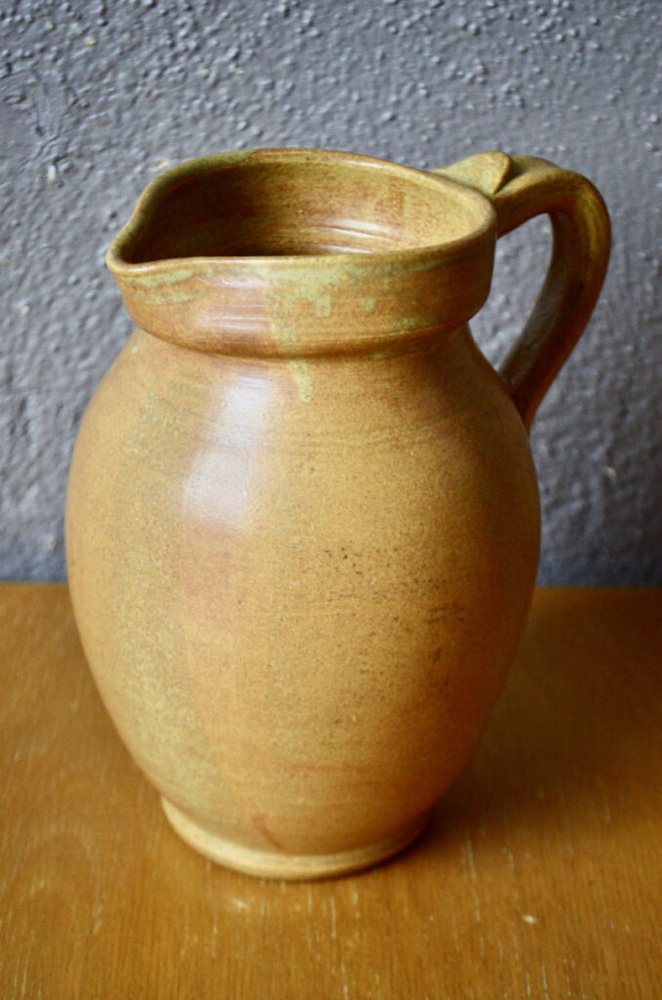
xmin=433 ymin=152 xmax=611 ymax=429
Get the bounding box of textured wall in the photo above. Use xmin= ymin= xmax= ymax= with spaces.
xmin=1 ymin=0 xmax=660 ymax=583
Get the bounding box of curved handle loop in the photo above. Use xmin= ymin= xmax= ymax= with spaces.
xmin=434 ymin=152 xmax=611 ymax=429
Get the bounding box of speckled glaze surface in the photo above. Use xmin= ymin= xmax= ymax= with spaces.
xmin=66 ymin=148 xmax=609 ymax=879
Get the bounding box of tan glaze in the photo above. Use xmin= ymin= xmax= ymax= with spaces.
xmin=66 ymin=149 xmax=610 ymax=879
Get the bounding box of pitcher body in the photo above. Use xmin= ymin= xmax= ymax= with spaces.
xmin=67 ymin=148 xmax=609 ymax=877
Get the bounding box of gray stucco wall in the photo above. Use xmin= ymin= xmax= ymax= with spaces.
xmin=1 ymin=0 xmax=660 ymax=583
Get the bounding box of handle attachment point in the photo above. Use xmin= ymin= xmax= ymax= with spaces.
xmin=435 ymin=150 xmax=514 ymax=198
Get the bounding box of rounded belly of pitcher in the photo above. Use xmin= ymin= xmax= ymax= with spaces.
xmin=66 ymin=329 xmax=539 ymax=879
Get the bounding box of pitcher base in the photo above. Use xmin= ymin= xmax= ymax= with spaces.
xmin=161 ymin=798 xmax=430 ymax=880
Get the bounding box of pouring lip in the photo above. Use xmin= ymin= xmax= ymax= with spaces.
xmin=106 ymin=146 xmax=496 ymax=278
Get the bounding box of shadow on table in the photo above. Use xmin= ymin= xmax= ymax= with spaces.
xmin=413 ymin=588 xmax=661 ymax=862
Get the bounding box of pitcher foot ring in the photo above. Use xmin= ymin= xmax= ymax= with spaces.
xmin=161 ymin=798 xmax=430 ymax=880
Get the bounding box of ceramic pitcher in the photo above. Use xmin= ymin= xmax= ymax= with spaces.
xmin=66 ymin=148 xmax=610 ymax=878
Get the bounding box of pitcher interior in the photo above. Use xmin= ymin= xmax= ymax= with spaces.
xmin=121 ymin=151 xmax=489 ymax=263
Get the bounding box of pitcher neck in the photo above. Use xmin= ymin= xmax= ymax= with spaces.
xmin=107 ymin=149 xmax=497 ymax=358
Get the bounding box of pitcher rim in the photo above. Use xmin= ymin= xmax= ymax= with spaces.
xmin=106 ymin=146 xmax=496 ymax=277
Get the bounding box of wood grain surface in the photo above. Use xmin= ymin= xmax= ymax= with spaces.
xmin=1 ymin=585 xmax=661 ymax=999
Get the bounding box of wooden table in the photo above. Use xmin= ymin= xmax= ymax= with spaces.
xmin=2 ymin=585 xmax=660 ymax=999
